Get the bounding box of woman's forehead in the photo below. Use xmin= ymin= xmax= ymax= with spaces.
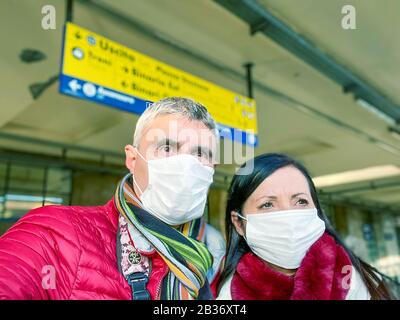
xmin=252 ymin=166 xmax=310 ymax=197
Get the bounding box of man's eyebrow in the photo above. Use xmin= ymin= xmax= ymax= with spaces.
xmin=191 ymin=145 xmax=213 ymax=159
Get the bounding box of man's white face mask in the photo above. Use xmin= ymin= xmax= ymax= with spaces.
xmin=237 ymin=208 xmax=326 ymax=269
xmin=132 ymin=151 xmax=214 ymax=225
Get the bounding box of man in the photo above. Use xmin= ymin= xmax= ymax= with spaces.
xmin=0 ymin=97 xmax=225 ymax=300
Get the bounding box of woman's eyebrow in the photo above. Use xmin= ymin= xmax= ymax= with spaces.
xmin=255 ymin=195 xmax=278 ymax=202
xmin=255 ymin=193 xmax=309 ymax=202
xmin=291 ymin=193 xmax=308 ymax=199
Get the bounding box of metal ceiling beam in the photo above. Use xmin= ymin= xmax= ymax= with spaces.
xmin=66 ymin=0 xmax=74 ymax=23
xmin=214 ymin=0 xmax=400 ymax=125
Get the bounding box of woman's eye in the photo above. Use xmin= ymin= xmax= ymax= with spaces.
xmin=296 ymin=198 xmax=309 ymax=206
xmin=260 ymin=202 xmax=273 ymax=209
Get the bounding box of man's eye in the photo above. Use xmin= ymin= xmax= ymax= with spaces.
xmin=160 ymin=145 xmax=170 ymax=152
xmin=197 ymin=150 xmax=206 ymax=158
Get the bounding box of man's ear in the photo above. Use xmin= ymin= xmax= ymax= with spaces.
xmin=124 ymin=145 xmax=137 ymax=173
xmin=231 ymin=210 xmax=245 ymax=237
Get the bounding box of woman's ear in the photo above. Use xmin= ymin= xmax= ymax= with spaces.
xmin=231 ymin=211 xmax=245 ymax=237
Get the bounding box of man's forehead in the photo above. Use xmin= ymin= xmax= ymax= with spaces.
xmin=142 ymin=114 xmax=216 ymax=147
xmin=146 ymin=114 xmax=206 ymax=130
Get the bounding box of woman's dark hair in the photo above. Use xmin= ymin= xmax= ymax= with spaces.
xmin=217 ymin=153 xmax=393 ymax=300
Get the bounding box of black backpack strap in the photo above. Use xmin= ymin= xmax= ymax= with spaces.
xmin=127 ymin=272 xmax=151 ymax=300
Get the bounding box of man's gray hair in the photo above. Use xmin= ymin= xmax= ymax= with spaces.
xmin=133 ymin=97 xmax=219 ymax=146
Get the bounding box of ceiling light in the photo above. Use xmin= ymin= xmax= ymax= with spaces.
xmin=313 ymin=165 xmax=400 ymax=188
xmin=356 ymin=98 xmax=396 ymax=126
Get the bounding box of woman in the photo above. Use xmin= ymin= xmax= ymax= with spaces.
xmin=216 ymin=153 xmax=392 ymax=300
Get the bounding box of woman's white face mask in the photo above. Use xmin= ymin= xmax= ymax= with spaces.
xmin=237 ymin=208 xmax=326 ymax=269
xmin=132 ymin=151 xmax=214 ymax=226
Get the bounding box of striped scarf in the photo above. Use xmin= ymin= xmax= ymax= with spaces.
xmin=114 ymin=173 xmax=213 ymax=300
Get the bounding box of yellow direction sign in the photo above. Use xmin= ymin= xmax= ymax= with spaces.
xmin=60 ymin=22 xmax=258 ymax=146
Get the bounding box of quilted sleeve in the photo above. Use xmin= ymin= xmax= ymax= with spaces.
xmin=0 ymin=205 xmax=81 ymax=299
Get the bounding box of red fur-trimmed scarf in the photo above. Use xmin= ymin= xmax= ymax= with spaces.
xmin=231 ymin=233 xmax=352 ymax=300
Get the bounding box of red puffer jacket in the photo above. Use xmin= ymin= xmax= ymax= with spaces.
xmin=0 ymin=199 xmax=223 ymax=300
